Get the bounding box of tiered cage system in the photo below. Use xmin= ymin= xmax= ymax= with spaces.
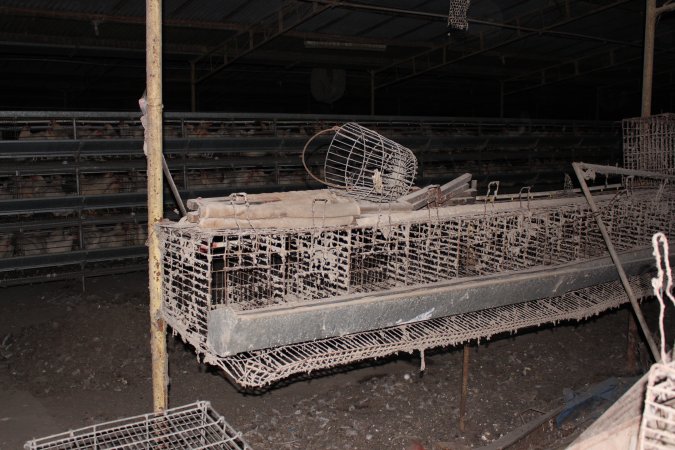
xmin=0 ymin=112 xmax=622 ymax=286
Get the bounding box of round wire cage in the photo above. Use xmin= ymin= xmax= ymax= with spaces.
xmin=302 ymin=122 xmax=418 ymax=202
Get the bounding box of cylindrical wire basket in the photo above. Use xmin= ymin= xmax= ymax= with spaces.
xmin=302 ymin=122 xmax=417 ymax=202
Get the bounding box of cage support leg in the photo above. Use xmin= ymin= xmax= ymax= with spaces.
xmin=571 ymin=162 xmax=660 ymax=362
xmin=459 ymin=344 xmax=470 ymax=433
xmin=146 ymin=0 xmax=168 ymax=412
xmin=627 ymin=312 xmax=639 ymax=374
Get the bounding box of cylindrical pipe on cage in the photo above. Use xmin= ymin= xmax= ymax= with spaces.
xmin=571 ymin=162 xmax=660 ymax=363
xmin=146 ymin=0 xmax=168 ymax=412
xmin=641 ymin=0 xmax=656 ymax=117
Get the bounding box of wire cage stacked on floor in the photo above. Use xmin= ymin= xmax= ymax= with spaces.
xmin=24 ymin=401 xmax=251 ymax=450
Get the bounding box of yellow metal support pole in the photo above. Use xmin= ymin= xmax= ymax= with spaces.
xmin=146 ymin=0 xmax=168 ymax=412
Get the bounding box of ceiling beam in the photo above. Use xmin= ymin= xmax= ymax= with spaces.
xmin=371 ymin=0 xmax=633 ymax=90
xmin=0 ymin=32 xmax=207 ymax=55
xmin=0 ymin=6 xmax=248 ymax=31
xmin=503 ymin=28 xmax=675 ymax=96
xmin=193 ymin=1 xmax=331 ymax=84
xmin=320 ymin=0 xmax=642 ymax=48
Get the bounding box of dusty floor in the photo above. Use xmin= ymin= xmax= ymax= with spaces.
xmin=0 ymin=272 xmax=669 ymax=449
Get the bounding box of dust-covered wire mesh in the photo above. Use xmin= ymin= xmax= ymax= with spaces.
xmin=304 ymin=122 xmax=418 ymax=202
xmin=24 ymin=401 xmax=251 ymax=450
xmin=218 ymin=274 xmax=652 ymax=387
xmin=623 ymin=113 xmax=675 ymax=175
xmin=158 ymin=184 xmax=674 ymax=388
xmin=160 ymin=187 xmax=675 ymax=317
xmin=448 ymin=0 xmax=471 ymax=31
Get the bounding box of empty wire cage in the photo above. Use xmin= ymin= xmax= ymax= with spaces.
xmin=304 ymin=122 xmax=418 ymax=202
xmin=24 ymin=401 xmax=251 ymax=450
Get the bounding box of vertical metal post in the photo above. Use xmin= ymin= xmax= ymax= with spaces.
xmin=641 ymin=0 xmax=656 ymax=117
xmin=370 ymin=70 xmax=375 ymax=116
xmin=459 ymin=344 xmax=470 ymax=432
xmin=146 ymin=0 xmax=168 ymax=412
xmin=190 ymin=61 xmax=197 ymax=112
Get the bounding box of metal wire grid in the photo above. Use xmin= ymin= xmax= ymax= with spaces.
xmin=322 ymin=122 xmax=417 ymax=202
xmin=160 ymin=189 xmax=674 ymax=315
xmin=623 ymin=113 xmax=675 ymax=175
xmin=24 ymin=401 xmax=251 ymax=450
xmin=216 ymin=274 xmax=652 ymax=387
xmin=640 ymin=360 xmax=675 ymax=450
xmin=448 ymin=0 xmax=471 ymax=31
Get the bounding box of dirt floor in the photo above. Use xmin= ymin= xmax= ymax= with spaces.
xmin=0 ymin=271 xmax=671 ymax=450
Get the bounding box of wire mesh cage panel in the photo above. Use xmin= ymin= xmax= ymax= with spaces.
xmin=623 ymin=113 xmax=675 ymax=175
xmin=159 ymin=184 xmax=675 ymax=383
xmin=314 ymin=122 xmax=418 ymax=202
xmin=24 ymin=401 xmax=251 ymax=450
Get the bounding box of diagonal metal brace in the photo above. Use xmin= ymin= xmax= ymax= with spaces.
xmin=572 ymin=161 xmax=662 ymax=362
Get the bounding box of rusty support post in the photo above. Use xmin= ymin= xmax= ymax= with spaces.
xmin=190 ymin=61 xmax=197 ymax=112
xmin=370 ymin=70 xmax=375 ymax=115
xmin=571 ymin=162 xmax=660 ymax=362
xmin=459 ymin=344 xmax=470 ymax=432
xmin=146 ymin=0 xmax=168 ymax=412
xmin=627 ymin=313 xmax=639 ymax=373
xmin=641 ymin=0 xmax=656 ymax=117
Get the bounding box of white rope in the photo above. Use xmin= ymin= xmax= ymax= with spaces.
xmin=651 ymin=232 xmax=674 ymax=363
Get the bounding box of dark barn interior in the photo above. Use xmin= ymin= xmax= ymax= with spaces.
xmin=1 ymin=1 xmax=675 ymax=449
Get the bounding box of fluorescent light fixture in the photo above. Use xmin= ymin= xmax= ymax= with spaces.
xmin=304 ymin=40 xmax=387 ymax=51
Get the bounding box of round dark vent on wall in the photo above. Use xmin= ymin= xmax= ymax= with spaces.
xmin=311 ymin=68 xmax=346 ymax=104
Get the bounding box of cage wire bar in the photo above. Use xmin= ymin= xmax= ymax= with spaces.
xmin=24 ymin=401 xmax=251 ymax=450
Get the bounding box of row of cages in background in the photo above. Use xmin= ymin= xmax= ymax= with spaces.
xmin=0 ymin=112 xmax=623 ymax=286
xmin=1 ymin=112 xmax=619 ymax=140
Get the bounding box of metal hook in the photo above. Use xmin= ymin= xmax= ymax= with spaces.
xmin=518 ymin=186 xmax=532 ymax=210
xmin=312 ymin=198 xmax=328 ymax=229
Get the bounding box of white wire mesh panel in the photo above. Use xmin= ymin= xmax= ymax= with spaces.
xmin=319 ymin=122 xmax=417 ymax=202
xmin=24 ymin=401 xmax=251 ymax=450
xmin=623 ymin=113 xmax=675 ymax=175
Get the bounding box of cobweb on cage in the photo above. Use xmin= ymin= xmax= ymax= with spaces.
xmin=448 ymin=0 xmax=471 ymax=31
xmin=638 ymin=233 xmax=675 ymax=450
xmin=210 ymin=274 xmax=652 ymax=388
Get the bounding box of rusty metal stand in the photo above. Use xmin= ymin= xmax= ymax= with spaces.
xmin=459 ymin=344 xmax=471 ymax=432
